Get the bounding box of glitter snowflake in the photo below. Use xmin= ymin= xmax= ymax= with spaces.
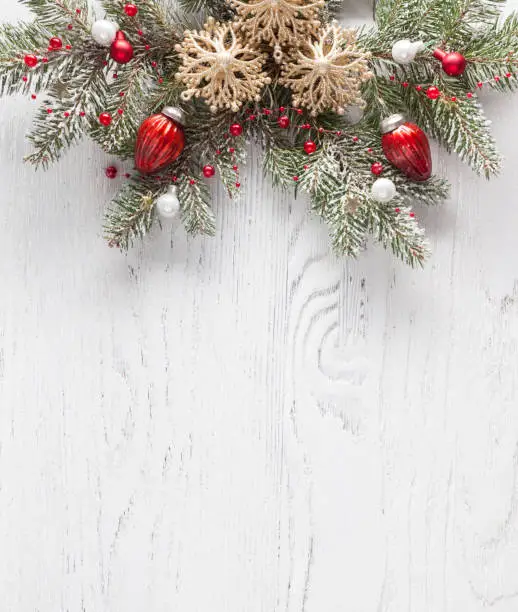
xmin=280 ymin=22 xmax=373 ymax=116
xmin=175 ymin=18 xmax=271 ymax=113
xmin=229 ymin=0 xmax=324 ymax=46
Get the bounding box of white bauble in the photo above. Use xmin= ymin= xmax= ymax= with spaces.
xmin=156 ymin=186 xmax=181 ymax=219
xmin=371 ymin=178 xmax=397 ymax=203
xmin=91 ymin=20 xmax=119 ymax=47
xmin=391 ymin=40 xmax=424 ymax=65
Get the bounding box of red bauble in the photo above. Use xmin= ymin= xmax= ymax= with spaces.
xmin=105 ymin=166 xmax=118 ymax=179
xmin=49 ymin=37 xmax=62 ymax=50
xmin=433 ymin=49 xmax=467 ymax=77
xmin=229 ymin=123 xmax=243 ymax=137
xmin=110 ymin=31 xmax=134 ymax=64
xmin=303 ymin=140 xmax=317 ymax=155
xmin=124 ymin=3 xmax=139 ymax=16
xmin=24 ymin=54 xmax=38 ymax=68
xmin=203 ymin=164 xmax=216 ymax=178
xmin=371 ymin=162 xmax=384 ymax=175
xmin=277 ymin=115 xmax=290 ymax=129
xmin=380 ymin=114 xmax=432 ymax=182
xmin=135 ymin=106 xmax=185 ymax=174
xmin=99 ymin=112 xmax=113 ymax=126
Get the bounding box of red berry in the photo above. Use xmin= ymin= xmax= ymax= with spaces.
xmin=22 ymin=76 xmax=28 ymax=82
xmin=371 ymin=162 xmax=384 ymax=176
xmin=105 ymin=166 xmax=118 ymax=179
xmin=389 ymin=75 xmax=395 ymax=81
xmin=158 ymin=77 xmax=164 ymax=84
xmin=76 ymin=8 xmax=81 ymax=14
xmin=79 ymin=111 xmax=86 ymax=117
xmin=145 ymin=44 xmax=151 ymax=51
xmin=232 ymin=165 xmax=238 ymax=171
xmin=278 ymin=115 xmax=290 ymax=129
xmin=65 ymin=44 xmax=72 ymax=50
xmin=49 ymin=37 xmax=62 ymax=50
xmin=24 ymin=54 xmax=38 ymax=68
xmin=409 ymin=212 xmax=415 ymax=218
xmin=235 ymin=182 xmax=241 ymax=188
xmin=64 ymin=111 xmax=70 ymax=117
xmin=67 ymin=24 xmax=73 ymax=30
xmin=451 ymin=96 xmax=457 ymax=102
xmin=47 ymin=108 xmax=53 ymax=114
xmin=151 ymin=61 xmax=157 ymax=68
xmin=228 ymin=147 xmax=235 ymax=153
xmin=402 ymin=81 xmax=409 ymax=87
xmin=303 ymin=140 xmax=317 ymax=155
xmin=395 ymin=207 xmax=401 ymax=213
xmin=117 ymin=108 xmax=124 ymax=115
xmin=296 ymin=109 xmax=303 ymax=115
xmin=248 ymin=114 xmax=256 ymax=121
xmin=467 ymin=92 xmax=473 ymax=98
xmin=426 ymin=85 xmax=441 ymax=100
xmin=303 ymin=164 xmax=309 ymax=170
xmin=42 ymin=57 xmax=49 ymax=63
xmin=352 ymin=136 xmax=359 ymax=142
xmin=99 ymin=112 xmax=113 ymax=126
xmin=279 ymin=106 xmax=285 ymax=112
xmin=124 ymin=3 xmax=138 ymax=16
xmin=202 ymin=164 xmax=215 ymax=178
xmin=477 ymin=81 xmax=483 ymax=88
xmin=189 ymin=179 xmax=196 ymax=185
xmin=229 ymin=123 xmax=243 ymax=137
xmin=293 ymin=176 xmax=299 ymax=181
xmin=31 ymin=94 xmax=36 ymax=100
xmin=416 ymin=85 xmax=422 ymax=91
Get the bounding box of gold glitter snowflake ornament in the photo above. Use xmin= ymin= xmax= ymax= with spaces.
xmin=175 ymin=18 xmax=271 ymax=113
xmin=280 ymin=22 xmax=373 ymax=116
xmin=229 ymin=0 xmax=324 ymax=46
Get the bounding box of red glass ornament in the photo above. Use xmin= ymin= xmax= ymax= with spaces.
xmin=105 ymin=166 xmax=118 ymax=179
xmin=110 ymin=31 xmax=134 ymax=64
xmin=371 ymin=162 xmax=384 ymax=175
xmin=426 ymin=85 xmax=441 ymax=100
xmin=24 ymin=54 xmax=38 ymax=68
xmin=124 ymin=3 xmax=139 ymax=16
xmin=99 ymin=112 xmax=113 ymax=126
xmin=229 ymin=123 xmax=243 ymax=137
xmin=278 ymin=115 xmax=290 ymax=128
xmin=304 ymin=140 xmax=317 ymax=155
xmin=203 ymin=164 xmax=216 ymax=178
xmin=49 ymin=37 xmax=62 ymax=50
xmin=135 ymin=107 xmax=185 ymax=174
xmin=381 ymin=114 xmax=432 ymax=182
xmin=433 ymin=49 xmax=467 ymax=77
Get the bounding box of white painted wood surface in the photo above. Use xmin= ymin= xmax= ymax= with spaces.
xmin=2 ymin=1 xmax=518 ymax=610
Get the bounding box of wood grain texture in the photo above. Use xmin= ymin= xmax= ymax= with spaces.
xmin=1 ymin=1 xmax=518 ymax=610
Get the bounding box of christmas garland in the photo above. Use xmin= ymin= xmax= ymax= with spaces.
xmin=1 ymin=0 xmax=517 ymax=266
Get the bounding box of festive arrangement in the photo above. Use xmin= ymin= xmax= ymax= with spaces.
xmin=1 ymin=0 xmax=517 ymax=265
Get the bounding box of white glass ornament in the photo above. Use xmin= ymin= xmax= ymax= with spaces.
xmin=91 ymin=20 xmax=119 ymax=47
xmin=391 ymin=40 xmax=424 ymax=65
xmin=156 ymin=186 xmax=181 ymax=219
xmin=371 ymin=178 xmax=397 ymax=203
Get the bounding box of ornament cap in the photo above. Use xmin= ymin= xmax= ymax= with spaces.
xmin=380 ymin=113 xmax=406 ymax=134
xmin=161 ymin=106 xmax=185 ymax=125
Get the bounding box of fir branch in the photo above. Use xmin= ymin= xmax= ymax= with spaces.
xmin=88 ymin=60 xmax=153 ymax=158
xmin=19 ymin=0 xmax=92 ymax=33
xmin=25 ymin=58 xmax=108 ymax=168
xmin=104 ymin=180 xmax=157 ymax=250
xmin=178 ymin=176 xmax=216 ymax=236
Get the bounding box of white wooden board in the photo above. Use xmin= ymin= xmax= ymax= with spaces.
xmin=1 ymin=1 xmax=518 ymax=610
